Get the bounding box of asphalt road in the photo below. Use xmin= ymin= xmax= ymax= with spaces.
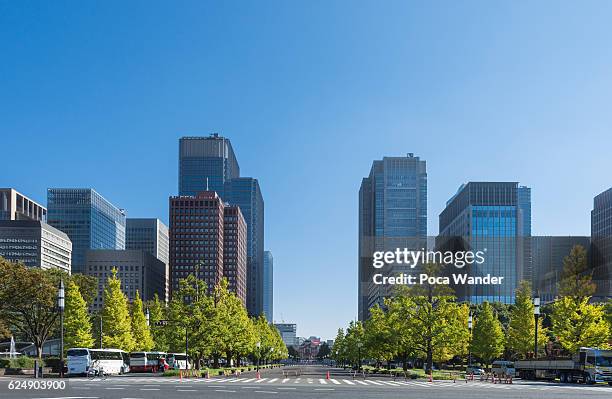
xmin=0 ymin=366 xmax=610 ymax=399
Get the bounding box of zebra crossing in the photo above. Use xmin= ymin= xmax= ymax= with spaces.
xmin=74 ymin=375 xmax=611 ymax=392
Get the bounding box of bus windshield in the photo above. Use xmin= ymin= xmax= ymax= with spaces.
xmin=596 ymin=356 xmax=612 ymax=367
xmin=67 ymin=349 xmax=88 ymax=357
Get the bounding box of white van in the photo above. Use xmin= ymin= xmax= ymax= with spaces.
xmin=492 ymin=360 xmax=515 ymax=377
xmin=167 ymin=353 xmax=190 ymax=370
xmin=67 ymin=348 xmax=128 ymax=376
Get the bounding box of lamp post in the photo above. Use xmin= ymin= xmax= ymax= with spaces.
xmin=256 ymin=341 xmax=261 ymax=372
xmin=57 ymin=280 xmax=65 ymax=378
xmin=357 ymin=341 xmax=363 ymax=371
xmin=533 ymin=294 xmax=540 ymax=360
xmin=468 ymin=311 xmax=473 ymax=368
xmin=145 ymin=308 xmax=150 ymax=327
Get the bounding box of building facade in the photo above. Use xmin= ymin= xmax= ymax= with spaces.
xmin=169 ymin=192 xmax=225 ymax=296
xmin=179 ymin=134 xmax=240 ymax=197
xmin=438 ymin=182 xmax=531 ymax=304
xmin=0 ymin=220 xmax=72 ymax=272
xmin=47 ymin=188 xmax=126 ymax=274
xmin=85 ymin=249 xmax=167 ymax=310
xmin=263 ymin=250 xmax=273 ymax=322
xmin=0 ymin=188 xmax=47 ymax=221
xmin=178 ymin=135 xmax=265 ymax=316
xmin=591 ymin=187 xmax=612 ymax=301
xmin=274 ymin=323 xmax=297 ymax=347
xmin=223 ymin=206 xmax=247 ymax=305
xmin=126 ymin=218 xmax=169 ymax=265
xmin=358 ymin=154 xmax=427 ymax=321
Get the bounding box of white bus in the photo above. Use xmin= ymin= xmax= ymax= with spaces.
xmin=66 ymin=348 xmax=129 ymax=376
xmin=129 ymin=351 xmax=168 ymax=372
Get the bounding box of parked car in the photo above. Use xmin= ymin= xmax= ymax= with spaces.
xmin=466 ymin=366 xmax=485 ymax=375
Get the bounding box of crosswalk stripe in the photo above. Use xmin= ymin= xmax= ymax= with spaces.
xmin=354 ymin=380 xmax=369 ymax=385
xmin=267 ymin=378 xmax=278 ymax=383
xmin=229 ymin=378 xmax=246 ymax=383
xmin=365 ymin=380 xmax=384 ymax=385
xmin=342 ymin=379 xmax=355 ymax=385
xmin=319 ymin=379 xmax=327 ymax=384
xmin=282 ymin=378 xmax=289 ymax=383
xmin=294 ymin=378 xmax=301 ymax=383
xmin=241 ymin=378 xmax=256 ymax=382
xmin=329 ymin=379 xmax=341 ymax=385
xmin=254 ymin=378 xmax=268 ymax=383
xmin=376 ymin=380 xmax=401 ymax=386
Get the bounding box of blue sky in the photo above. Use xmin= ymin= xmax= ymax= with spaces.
xmin=2 ymin=1 xmax=612 ymax=340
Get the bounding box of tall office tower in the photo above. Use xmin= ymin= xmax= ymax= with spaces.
xmin=178 ymin=135 xmax=265 ymax=316
xmin=126 ymin=218 xmax=169 ymax=265
xmin=517 ymin=186 xmax=533 ymax=282
xmin=225 ymin=178 xmax=265 ymax=316
xmin=223 ymin=206 xmax=247 ymax=305
xmin=0 ymin=220 xmax=72 ymax=272
xmin=169 ymin=191 xmax=225 ymax=295
xmin=263 ymin=250 xmax=273 ymax=322
xmin=47 ymin=188 xmax=126 ymax=274
xmin=438 ymin=182 xmax=531 ymax=304
xmin=0 ymin=188 xmax=47 ymax=221
xmin=358 ymin=154 xmax=427 ymax=321
xmin=85 ymin=249 xmax=167 ymax=311
xmin=179 ymin=134 xmax=240 ymax=197
xmin=591 ymin=187 xmax=612 ymax=301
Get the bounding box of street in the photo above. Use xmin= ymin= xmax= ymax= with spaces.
xmin=0 ymin=366 xmax=610 ymax=399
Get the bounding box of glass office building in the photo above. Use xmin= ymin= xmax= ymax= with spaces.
xmin=438 ymin=182 xmax=531 ymax=304
xmin=263 ymin=250 xmax=273 ymax=322
xmin=126 ymin=218 xmax=169 ymax=265
xmin=179 ymin=134 xmax=240 ymax=197
xmin=591 ymin=187 xmax=612 ymax=301
xmin=224 ymin=177 xmax=265 ymax=316
xmin=47 ymin=188 xmax=126 ymax=274
xmin=358 ymin=154 xmax=427 ymax=321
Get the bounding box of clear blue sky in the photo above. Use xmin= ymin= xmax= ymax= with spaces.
xmin=2 ymin=1 xmax=612 ymax=340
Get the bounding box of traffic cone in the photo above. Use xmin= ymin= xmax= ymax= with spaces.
xmin=179 ymin=370 xmax=183 ymax=381
xmin=326 ymin=371 xmax=330 ymax=380
xmin=428 ymin=372 xmax=433 ymax=383
xmin=256 ymin=371 xmax=261 ymax=379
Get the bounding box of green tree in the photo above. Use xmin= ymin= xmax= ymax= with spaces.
xmin=558 ymin=245 xmax=596 ymax=300
xmin=331 ymin=328 xmax=345 ymax=366
xmin=101 ymin=269 xmax=135 ymax=351
xmin=70 ymin=274 xmax=98 ymax=307
xmin=147 ymin=293 xmax=167 ymax=351
xmin=507 ymin=281 xmax=547 ymax=358
xmin=551 ymin=296 xmax=609 ymax=352
xmin=131 ymin=291 xmax=154 ymax=351
xmin=390 ymin=263 xmax=465 ymax=373
xmin=317 ymin=342 xmax=331 ymax=359
xmin=64 ymin=280 xmax=94 ymax=351
xmin=471 ymin=302 xmax=505 ymax=369
xmin=287 ymin=345 xmax=299 ymax=360
xmin=344 ymin=320 xmax=365 ymax=368
xmin=363 ymin=305 xmax=395 ymax=367
xmin=0 ymin=258 xmax=62 ymax=358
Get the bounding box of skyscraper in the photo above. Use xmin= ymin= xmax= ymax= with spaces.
xmin=169 ymin=192 xmax=225 ymax=295
xmin=47 ymin=188 xmax=126 ymax=274
xmin=591 ymin=187 xmax=612 ymax=301
xmin=224 ymin=177 xmax=265 ymax=316
xmin=263 ymin=250 xmax=273 ymax=322
xmin=179 ymin=134 xmax=240 ymax=197
xmin=223 ymin=206 xmax=247 ymax=305
xmin=358 ymin=154 xmax=427 ymax=321
xmin=0 ymin=188 xmax=47 ymax=221
xmin=177 ymin=135 xmax=265 ymax=316
xmin=126 ymin=218 xmax=169 ymax=265
xmin=438 ymin=182 xmax=531 ymax=304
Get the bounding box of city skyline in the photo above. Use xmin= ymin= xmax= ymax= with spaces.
xmin=3 ymin=1 xmax=612 ymax=340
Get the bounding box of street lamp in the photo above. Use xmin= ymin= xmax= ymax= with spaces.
xmin=57 ymin=280 xmax=65 ymax=378
xmin=356 ymin=341 xmax=363 ymax=371
xmin=256 ymin=342 xmax=261 ymax=372
xmin=468 ymin=311 xmax=473 ymax=367
xmin=145 ymin=308 xmax=150 ymax=327
xmin=533 ymin=294 xmax=540 ymax=360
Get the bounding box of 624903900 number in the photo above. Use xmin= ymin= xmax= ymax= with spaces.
xmin=8 ymin=380 xmax=66 ymax=390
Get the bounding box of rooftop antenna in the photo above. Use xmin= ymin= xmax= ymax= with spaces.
xmin=206 ymin=178 xmax=209 ymax=191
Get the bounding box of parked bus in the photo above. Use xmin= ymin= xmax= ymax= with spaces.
xmin=129 ymin=351 xmax=168 ymax=372
xmin=66 ymin=348 xmax=129 ymax=376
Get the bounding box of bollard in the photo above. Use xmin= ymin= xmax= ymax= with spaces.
xmin=256 ymin=371 xmax=261 ymax=379
xmin=206 ymin=370 xmax=210 ymax=379
xmin=428 ymin=372 xmax=433 ymax=383
xmin=179 ymin=370 xmax=183 ymax=381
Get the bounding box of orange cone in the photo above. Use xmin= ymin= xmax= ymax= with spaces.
xmin=326 ymin=371 xmax=330 ymax=380
xmin=428 ymin=372 xmax=433 ymax=383
xmin=256 ymin=371 xmax=261 ymax=379
xmin=180 ymin=370 xmax=183 ymax=381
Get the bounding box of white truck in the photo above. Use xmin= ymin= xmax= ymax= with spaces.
xmin=515 ymin=347 xmax=612 ymax=385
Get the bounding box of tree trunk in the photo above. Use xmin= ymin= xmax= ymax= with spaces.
xmin=425 ymin=337 xmax=433 ymax=374
xmin=213 ymin=354 xmax=220 ymax=369
xmin=402 ymin=352 xmax=408 ymax=371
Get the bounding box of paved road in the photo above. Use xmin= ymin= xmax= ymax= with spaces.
xmin=0 ymin=366 xmax=610 ymax=398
